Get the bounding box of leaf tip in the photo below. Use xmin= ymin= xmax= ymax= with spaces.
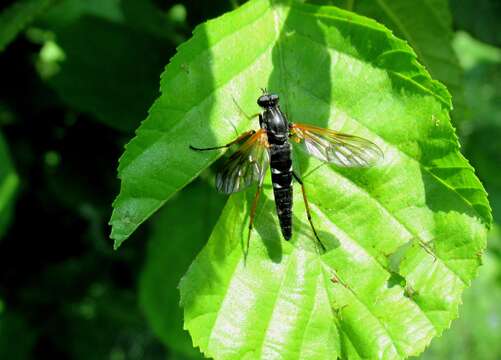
xmin=109 ymin=216 xmax=128 ymax=250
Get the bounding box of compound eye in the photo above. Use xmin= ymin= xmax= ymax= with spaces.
xmin=257 ymin=95 xmax=269 ymax=107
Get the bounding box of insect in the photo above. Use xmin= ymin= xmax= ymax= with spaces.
xmin=190 ymin=91 xmax=383 ymax=251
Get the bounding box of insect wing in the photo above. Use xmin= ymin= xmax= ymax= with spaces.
xmin=291 ymin=123 xmax=383 ymax=167
xmin=216 ymin=129 xmax=269 ymax=194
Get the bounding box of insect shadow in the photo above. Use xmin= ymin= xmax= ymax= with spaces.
xmin=292 ymin=212 xmax=341 ymax=252
xmin=247 ymin=187 xmax=284 ymax=263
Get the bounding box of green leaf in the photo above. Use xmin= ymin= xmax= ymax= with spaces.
xmin=328 ymin=0 xmax=466 ymax=121
xmin=40 ymin=0 xmax=123 ymax=27
xmin=0 ymin=132 xmax=19 ymax=240
xmin=40 ymin=0 xmax=181 ymax=41
xmin=36 ymin=0 xmax=179 ymax=132
xmin=139 ymin=181 xmax=226 ymax=358
xmin=45 ymin=16 xmax=173 ymax=132
xmin=0 ymin=0 xmax=55 ymax=52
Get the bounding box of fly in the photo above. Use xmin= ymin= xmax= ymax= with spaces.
xmin=190 ymin=91 xmax=383 ymax=251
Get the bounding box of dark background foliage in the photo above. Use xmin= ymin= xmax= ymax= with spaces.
xmin=0 ymin=0 xmax=499 ymax=359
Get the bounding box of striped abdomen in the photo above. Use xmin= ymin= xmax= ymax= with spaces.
xmin=269 ymin=142 xmax=293 ymax=240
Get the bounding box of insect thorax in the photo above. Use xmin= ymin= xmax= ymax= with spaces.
xmin=261 ymin=107 xmax=289 ymax=144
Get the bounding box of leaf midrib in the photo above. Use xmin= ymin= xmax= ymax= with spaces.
xmin=320 ymin=267 xmax=364 ymax=359
xmin=296 ymin=263 xmax=323 ymax=359
xmin=204 ymin=202 xmax=246 ymax=354
xmin=256 ymin=249 xmax=296 ymax=358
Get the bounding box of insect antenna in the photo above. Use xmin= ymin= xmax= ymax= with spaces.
xmin=231 ymin=96 xmax=260 ymax=121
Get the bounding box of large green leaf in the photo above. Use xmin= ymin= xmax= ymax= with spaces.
xmin=110 ymin=0 xmax=489 ymax=357
xmin=0 ymin=132 xmax=18 ymax=240
xmin=0 ymin=0 xmax=55 ymax=52
xmin=36 ymin=0 xmax=178 ymax=132
xmin=140 ymin=181 xmax=226 ymax=358
xmin=45 ymin=15 xmax=174 ymax=132
xmin=327 ymin=0 xmax=465 ymax=121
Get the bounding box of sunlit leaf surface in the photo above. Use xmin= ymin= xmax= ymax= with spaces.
xmin=110 ymin=0 xmax=490 ymax=358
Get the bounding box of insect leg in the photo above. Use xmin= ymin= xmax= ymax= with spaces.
xmin=292 ymin=172 xmax=326 ymax=251
xmin=246 ymin=184 xmax=262 ymax=254
xmin=189 ymin=130 xmax=255 ymax=151
xmin=232 ymin=96 xmax=260 ymax=121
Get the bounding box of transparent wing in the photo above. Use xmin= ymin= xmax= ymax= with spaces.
xmin=216 ymin=129 xmax=270 ymax=194
xmin=290 ymin=123 xmax=383 ymax=167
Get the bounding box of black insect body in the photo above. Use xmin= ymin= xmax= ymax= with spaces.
xmin=259 ymin=93 xmax=294 ymax=241
xmin=190 ymin=92 xmax=383 ymax=251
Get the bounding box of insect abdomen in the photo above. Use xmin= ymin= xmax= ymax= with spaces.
xmin=269 ymin=142 xmax=293 ymax=240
